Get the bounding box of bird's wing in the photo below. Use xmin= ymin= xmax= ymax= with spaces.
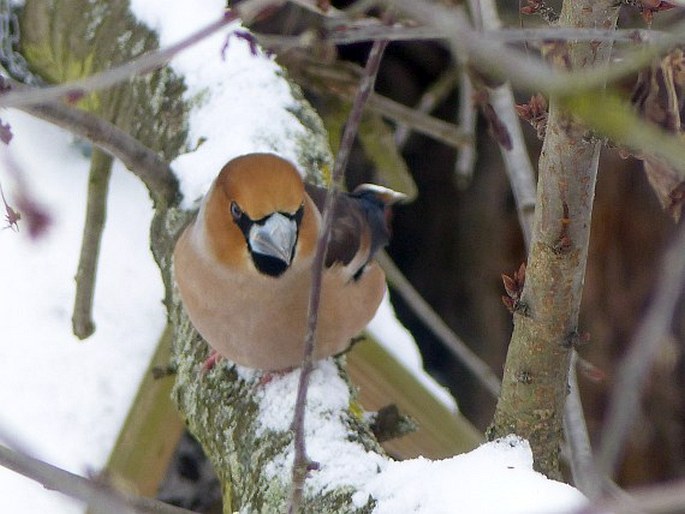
xmin=304 ymin=184 xmax=391 ymax=275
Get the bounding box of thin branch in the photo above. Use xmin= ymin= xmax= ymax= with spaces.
xmin=18 ymin=99 xmax=177 ymax=207
xmin=596 ymin=221 xmax=685 ymax=478
xmin=469 ymin=0 xmax=536 ymax=250
xmin=319 ymin=22 xmax=669 ymax=46
xmin=579 ymin=478 xmax=685 ymax=514
xmin=10 ymin=0 xmax=655 ymax=111
xmin=0 ymin=444 xmax=196 ymax=514
xmin=394 ymin=67 xmax=460 ymax=149
xmin=287 ymin=38 xmax=389 ymax=514
xmin=72 ymin=149 xmax=113 ymax=340
xmin=368 ymin=93 xmax=471 ymax=149
xmin=487 ymin=87 xmax=536 ymax=249
xmin=564 ymin=352 xmax=602 ymax=499
xmin=275 ymin=53 xmax=472 ymax=150
xmin=376 ymin=251 xmax=502 ymax=398
xmin=454 ymin=69 xmax=477 ymax=189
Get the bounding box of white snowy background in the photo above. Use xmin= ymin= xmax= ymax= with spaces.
xmin=0 ymin=1 xmax=587 ymax=512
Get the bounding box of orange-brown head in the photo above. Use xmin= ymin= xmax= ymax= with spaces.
xmin=202 ymin=153 xmax=318 ymax=277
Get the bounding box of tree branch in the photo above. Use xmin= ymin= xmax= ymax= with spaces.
xmin=392 ymin=0 xmax=679 ymax=97
xmin=377 ymin=251 xmax=501 ymax=398
xmin=394 ymin=67 xmax=460 ymax=149
xmin=288 ymin=37 xmax=389 ymax=514
xmin=18 ymin=100 xmax=178 ymax=208
xmin=454 ymin=69 xmax=477 ymax=188
xmin=0 ymin=443 xmax=196 ymax=514
xmin=72 ymin=148 xmax=113 ymax=339
xmin=488 ymin=0 xmax=620 ymax=479
xmin=465 ymin=0 xmax=537 ymax=247
xmin=0 ymin=7 xmax=249 ymax=109
xmin=596 ymin=221 xmax=685 ymax=479
xmin=279 ymin=51 xmax=472 ymax=150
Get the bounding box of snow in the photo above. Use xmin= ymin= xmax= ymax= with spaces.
xmin=129 ymin=0 xmax=313 ymax=208
xmin=256 ymin=360 xmax=388 ymax=495
xmin=254 ymin=362 xmax=587 ymax=513
xmin=0 ymin=1 xmax=589 ymax=513
xmin=0 ymin=111 xmax=165 ymax=514
xmin=353 ymin=435 xmax=587 ymax=514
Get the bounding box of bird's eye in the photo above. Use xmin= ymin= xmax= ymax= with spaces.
xmin=230 ymin=201 xmax=242 ymax=220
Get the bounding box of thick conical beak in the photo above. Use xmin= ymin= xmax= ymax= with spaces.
xmin=248 ymin=212 xmax=297 ymax=266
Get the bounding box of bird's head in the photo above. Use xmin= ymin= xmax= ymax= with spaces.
xmin=202 ymin=153 xmax=317 ymax=277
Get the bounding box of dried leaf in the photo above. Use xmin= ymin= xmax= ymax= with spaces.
xmin=502 ymin=273 xmax=518 ymax=299
xmin=516 ymin=94 xmax=547 ymax=140
xmin=631 ymin=48 xmax=685 ymax=221
xmin=501 ymin=295 xmax=516 ymax=314
xmin=16 ymin=194 xmax=51 ymax=239
xmin=644 ymin=159 xmax=685 ymax=221
xmin=516 ymin=262 xmax=526 ymax=285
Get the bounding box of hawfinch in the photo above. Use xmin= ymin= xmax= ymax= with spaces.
xmin=173 ymin=153 xmax=403 ymax=371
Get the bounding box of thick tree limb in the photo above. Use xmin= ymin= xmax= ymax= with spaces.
xmin=487 ymin=0 xmax=620 ymax=479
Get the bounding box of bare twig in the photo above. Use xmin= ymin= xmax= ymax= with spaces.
xmin=277 ymin=53 xmax=472 ymax=150
xmin=376 ymin=251 xmax=502 ymax=398
xmin=468 ymin=0 xmax=536 ymax=249
xmin=72 ymin=149 xmax=113 ymax=340
xmin=488 ymin=88 xmax=536 ymax=249
xmin=394 ymin=67 xmax=460 ymax=149
xmin=564 ymin=352 xmax=602 ymax=499
xmin=596 ymin=221 xmax=685 ymax=479
xmin=368 ymin=93 xmax=471 ymax=149
xmin=0 ymin=444 xmax=195 ymax=514
xmin=318 ymin=22 xmax=668 ymax=46
xmin=454 ymin=69 xmax=477 ymax=189
xmin=18 ymin=99 xmax=177 ymax=207
xmin=288 ymin=38 xmax=388 ymax=514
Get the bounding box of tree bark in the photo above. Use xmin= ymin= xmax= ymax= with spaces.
xmin=488 ymin=0 xmax=620 ymax=479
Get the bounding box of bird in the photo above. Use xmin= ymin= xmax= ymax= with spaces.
xmin=173 ymin=153 xmax=404 ymax=371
